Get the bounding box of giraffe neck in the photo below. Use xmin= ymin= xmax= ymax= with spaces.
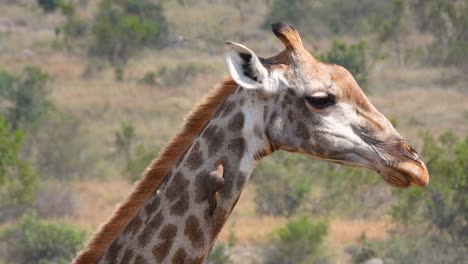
xmin=98 ymin=86 xmax=274 ymax=263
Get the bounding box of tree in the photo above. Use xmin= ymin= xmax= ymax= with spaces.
xmin=89 ymin=0 xmax=169 ymax=80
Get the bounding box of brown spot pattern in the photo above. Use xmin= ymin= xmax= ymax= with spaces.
xmin=190 ymin=256 xmax=205 ymax=264
xmin=228 ymin=138 xmax=246 ymax=157
xmin=152 ymin=224 xmax=177 ymax=262
xmin=184 ymin=215 xmax=205 ymax=248
xmin=228 ymin=112 xmax=245 ymax=131
xmin=121 ymin=248 xmax=134 ymax=263
xmin=287 ymin=109 xmax=295 ymax=122
xmin=134 ymin=255 xmax=147 ymax=264
xmin=165 ymin=172 xmax=189 ymax=202
xmin=170 ymin=190 xmax=189 ymax=216
xmin=145 ymin=195 xmax=161 ymax=215
xmin=138 ymin=211 xmax=163 ymax=246
xmin=123 ymin=215 xmax=142 ymax=238
xmin=202 ymin=125 xmax=225 ymax=156
xmin=105 ymin=240 xmax=122 ymax=263
xmin=171 ymin=248 xmax=187 ymax=264
xmin=185 ymin=141 xmax=204 ymax=170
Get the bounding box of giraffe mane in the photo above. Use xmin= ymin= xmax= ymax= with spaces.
xmin=73 ymin=77 xmax=238 ymax=264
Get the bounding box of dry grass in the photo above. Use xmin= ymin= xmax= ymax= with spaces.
xmin=72 ymin=178 xmax=132 ymax=230
xmin=0 ymin=2 xmax=467 ymax=263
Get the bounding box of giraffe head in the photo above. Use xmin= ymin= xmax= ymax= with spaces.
xmin=224 ymin=22 xmax=429 ymax=188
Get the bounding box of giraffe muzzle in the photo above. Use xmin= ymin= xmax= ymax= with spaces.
xmin=377 ymin=142 xmax=430 ymax=188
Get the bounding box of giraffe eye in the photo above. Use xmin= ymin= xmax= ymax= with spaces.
xmin=305 ymin=93 xmax=335 ymax=109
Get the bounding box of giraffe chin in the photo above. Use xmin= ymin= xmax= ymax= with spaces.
xmin=378 ymin=160 xmax=429 ymax=188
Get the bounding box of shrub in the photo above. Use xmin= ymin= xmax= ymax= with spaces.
xmin=30 ymin=112 xmax=93 ymax=180
xmin=58 ymin=16 xmax=87 ymax=41
xmin=0 ymin=67 xmax=52 ymax=131
xmin=141 ymin=71 xmax=157 ymax=86
xmin=319 ymin=40 xmax=370 ymax=90
xmin=264 ymin=216 xmax=328 ymax=264
xmin=0 ymin=117 xmax=38 ymax=212
xmin=0 ymin=211 xmax=87 ymax=264
xmin=89 ymin=0 xmax=169 ymax=80
xmin=37 ymin=0 xmax=60 ymax=12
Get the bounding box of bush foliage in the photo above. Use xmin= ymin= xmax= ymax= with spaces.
xmin=90 ymin=0 xmax=168 ymax=79
xmin=37 ymin=0 xmax=60 ymax=12
xmin=31 ymin=112 xmax=93 ymax=180
xmin=0 ymin=211 xmax=87 ymax=264
xmin=0 ymin=67 xmax=52 ymax=131
xmin=264 ymin=216 xmax=328 ymax=264
xmin=0 ymin=118 xmax=37 ymax=210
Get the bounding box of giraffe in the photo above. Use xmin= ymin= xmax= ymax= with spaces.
xmin=74 ymin=22 xmax=429 ymax=264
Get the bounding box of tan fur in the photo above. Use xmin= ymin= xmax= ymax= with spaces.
xmin=73 ymin=77 xmax=238 ymax=264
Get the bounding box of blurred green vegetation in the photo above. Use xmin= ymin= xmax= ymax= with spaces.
xmin=264 ymin=216 xmax=328 ymax=264
xmin=89 ymin=0 xmax=168 ymax=80
xmin=252 ymin=152 xmax=313 ymax=216
xmin=0 ymin=0 xmax=466 ymax=263
xmin=0 ymin=67 xmax=52 ymax=131
xmin=0 ymin=211 xmax=87 ymax=264
xmin=0 ymin=117 xmax=37 ymax=211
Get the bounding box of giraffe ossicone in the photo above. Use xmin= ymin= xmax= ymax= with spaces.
xmin=74 ymin=21 xmax=429 ymax=264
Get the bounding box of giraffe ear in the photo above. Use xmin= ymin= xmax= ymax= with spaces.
xmin=224 ymin=41 xmax=268 ymax=90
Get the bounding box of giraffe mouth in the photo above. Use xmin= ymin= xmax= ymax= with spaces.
xmin=377 ymin=159 xmax=429 ymax=188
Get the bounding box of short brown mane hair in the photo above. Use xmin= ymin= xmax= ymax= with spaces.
xmin=73 ymin=77 xmax=238 ymax=264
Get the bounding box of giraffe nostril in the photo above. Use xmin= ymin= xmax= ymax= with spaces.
xmin=401 ymin=143 xmax=419 ymax=162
